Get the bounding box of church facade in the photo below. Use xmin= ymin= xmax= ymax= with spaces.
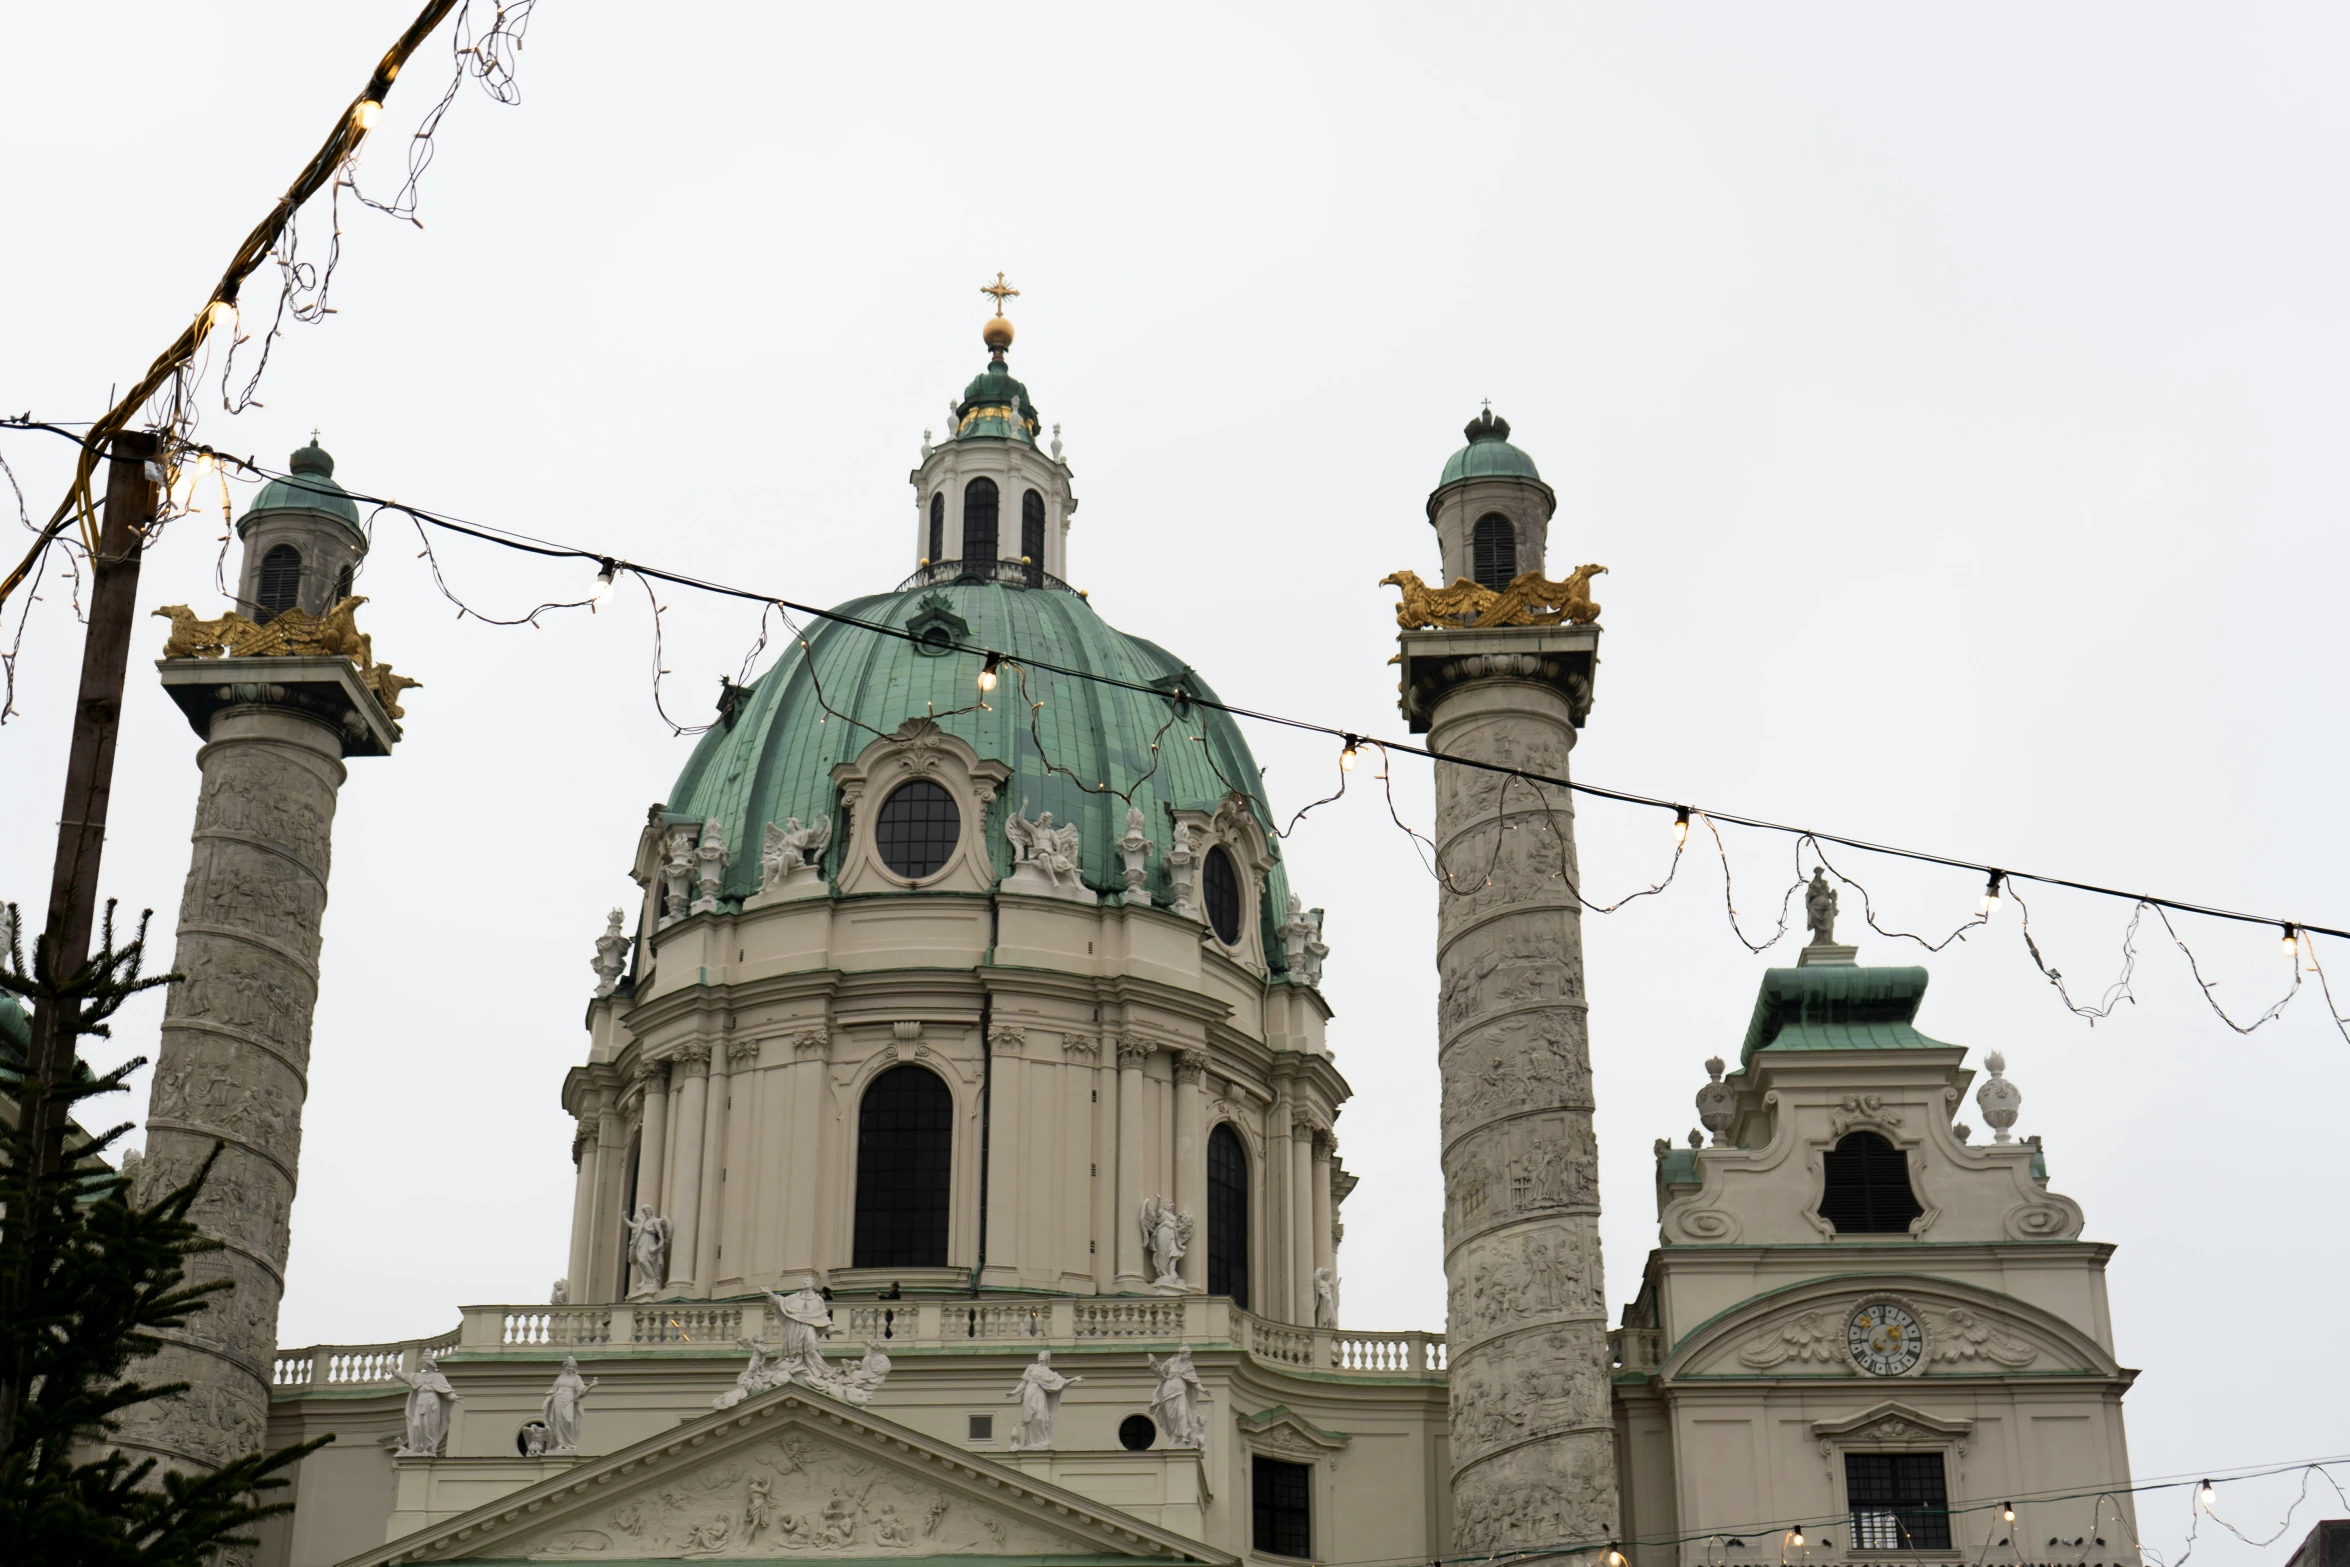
xmin=129 ymin=299 xmax=2137 ymax=1567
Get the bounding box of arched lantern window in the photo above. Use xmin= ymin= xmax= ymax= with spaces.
xmin=1471 ymin=513 xmax=1517 ymax=591
xmin=962 ymin=477 xmax=999 ymax=564
xmin=1020 ymin=488 xmax=1046 ymax=578
xmin=928 ymin=492 xmax=945 ymax=563
xmin=255 ymin=543 xmax=303 ymax=623
xmin=1208 ymin=1123 xmax=1250 ymax=1307
xmin=853 ymin=1065 xmax=953 ymax=1267
xmin=1818 ymin=1131 xmax=1924 ymax=1234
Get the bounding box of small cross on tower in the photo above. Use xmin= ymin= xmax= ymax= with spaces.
xmin=982 ymin=272 xmax=1020 ymax=316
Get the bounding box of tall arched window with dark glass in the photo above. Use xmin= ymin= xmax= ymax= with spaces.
xmin=1471 ymin=514 xmax=1517 ymax=590
xmin=1818 ymin=1131 xmax=1924 ymax=1233
xmin=853 ymin=1065 xmax=954 ymax=1267
xmin=961 ymin=477 xmax=999 ymax=566
xmin=928 ymin=492 xmax=945 ymax=563
xmin=1202 ymin=846 xmax=1242 ymax=945
xmin=1020 ymin=489 xmax=1046 ymax=582
xmin=255 ymin=543 xmax=303 ymax=623
xmin=1207 ymin=1123 xmax=1250 ymax=1307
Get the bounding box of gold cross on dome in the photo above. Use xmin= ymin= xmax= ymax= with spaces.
xmin=982 ymin=272 xmax=1020 ymax=315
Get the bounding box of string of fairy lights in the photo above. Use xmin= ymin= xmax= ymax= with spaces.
xmin=3 ymin=415 xmax=2341 ymax=1052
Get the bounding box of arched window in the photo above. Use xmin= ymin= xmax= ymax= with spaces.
xmin=1202 ymin=846 xmax=1242 ymax=945
xmin=1207 ymin=1123 xmax=1250 ymax=1307
xmin=255 ymin=543 xmax=303 ymax=623
xmin=928 ymin=492 xmax=944 ymax=563
xmin=874 ymin=779 xmax=960 ymax=880
xmin=332 ymin=563 xmax=355 ymax=603
xmin=853 ymin=1065 xmax=953 ymax=1267
xmin=1020 ymin=489 xmax=1045 ymax=570
xmin=1818 ymin=1131 xmax=1923 ymax=1234
xmin=962 ymin=477 xmax=999 ymax=564
xmin=1471 ymin=513 xmax=1517 ymax=590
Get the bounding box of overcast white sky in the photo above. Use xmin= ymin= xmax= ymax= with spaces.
xmin=5 ymin=3 xmax=2347 ymax=1555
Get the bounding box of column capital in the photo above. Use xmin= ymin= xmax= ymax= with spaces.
xmin=1174 ymin=1050 xmax=1209 ymax=1086
xmin=789 ymin=1029 xmax=830 ymax=1059
xmin=632 ymin=1055 xmax=670 ymax=1089
xmin=987 ymin=1024 xmax=1028 ymax=1056
xmin=669 ymin=1044 xmax=712 ymax=1077
xmin=1115 ymin=1036 xmax=1153 ymax=1068
xmin=1062 ymin=1035 xmax=1101 ymax=1063
xmin=1393 ymin=624 xmax=1600 ymax=735
xmin=726 ymin=1037 xmax=763 ymax=1068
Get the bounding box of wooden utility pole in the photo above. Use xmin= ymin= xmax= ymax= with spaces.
xmin=20 ymin=429 xmax=159 ymax=1182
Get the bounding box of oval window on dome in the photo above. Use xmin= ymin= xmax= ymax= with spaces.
xmin=875 ymin=780 xmax=961 ymax=880
xmin=1202 ymin=845 xmax=1242 ymax=945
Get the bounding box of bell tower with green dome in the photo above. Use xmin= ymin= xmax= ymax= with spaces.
xmin=232 ymin=434 xmax=369 ymax=622
xmin=907 ymin=276 xmax=1078 ymax=585
xmin=1430 ymin=407 xmax=1558 ymax=591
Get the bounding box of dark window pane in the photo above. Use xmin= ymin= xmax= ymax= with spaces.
xmin=1203 ymin=846 xmax=1241 ymax=945
xmin=1208 ymin=1123 xmax=1250 ymax=1308
xmin=1471 ymin=513 xmax=1517 ymax=590
xmin=333 ymin=563 xmax=354 ymax=603
xmin=255 ymin=543 xmax=303 ymax=623
xmin=1252 ymin=1456 xmax=1312 ymax=1558
xmin=1819 ymin=1131 xmax=1925 ymax=1234
xmin=853 ymin=1065 xmax=953 ymax=1268
xmin=875 ymin=780 xmax=961 ymax=880
xmin=962 ymin=477 xmax=998 ymax=563
xmin=928 ymin=492 xmax=944 ymax=562
xmin=1846 ymin=1451 xmax=1952 ymax=1550
xmin=1118 ymin=1414 xmax=1157 ymax=1451
xmin=1021 ymin=489 xmax=1046 ymax=566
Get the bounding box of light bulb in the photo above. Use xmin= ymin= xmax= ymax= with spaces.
xmin=2001 ymin=1503 xmax=2015 ymax=1523
xmin=354 ymin=99 xmax=383 ymax=131
xmin=978 ymin=652 xmax=1001 ymax=692
xmin=1978 ymin=869 xmax=2004 ymax=918
xmin=1607 ymin=1550 xmax=1626 ymax=1567
xmin=201 ymin=299 xmax=237 ymax=335
xmin=1671 ymin=806 xmax=1690 ymax=846
xmin=1340 ymin=735 xmax=1360 ymax=772
xmin=2282 ymin=925 xmax=2299 ymax=959
xmin=587 ymin=559 xmax=617 ymax=607
xmin=2197 ymin=1480 xmax=2217 ymax=1513
xmin=1789 ymin=1529 xmax=1804 ymax=1549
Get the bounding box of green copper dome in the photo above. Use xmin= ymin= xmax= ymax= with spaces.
xmin=954 ymin=357 xmax=1041 ymax=444
xmin=664 ymin=579 xmax=1297 ymax=965
xmin=1434 ymin=409 xmax=1543 ymax=490
xmin=241 ymin=437 xmax=364 ymax=539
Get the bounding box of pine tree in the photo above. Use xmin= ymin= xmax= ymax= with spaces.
xmin=0 ymin=901 xmax=325 ymax=1564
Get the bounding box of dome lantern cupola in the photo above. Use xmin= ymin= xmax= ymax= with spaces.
xmin=234 ymin=433 xmax=369 ymax=624
xmin=908 ymin=275 xmax=1078 ymax=586
xmin=1427 ymin=406 xmax=1558 ymax=591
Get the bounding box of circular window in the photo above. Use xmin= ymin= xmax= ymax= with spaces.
xmin=1203 ymin=845 xmax=1242 ymax=945
xmin=1117 ymin=1414 xmax=1157 ymax=1452
xmin=874 ymin=780 xmax=961 ymax=880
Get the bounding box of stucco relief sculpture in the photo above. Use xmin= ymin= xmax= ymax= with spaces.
xmin=760 ymin=817 xmax=831 ymax=892
xmin=393 ymin=1351 xmax=461 ymax=1457
xmin=550 ymin=1278 xmax=569 ymax=1305
xmin=541 ymin=1356 xmax=599 ymax=1453
xmin=1314 ymin=1267 xmax=1340 ymax=1327
xmin=591 ymin=909 xmax=628 ymax=998
xmin=1379 ymin=562 xmax=1605 ymax=630
xmin=1116 ymin=806 xmax=1152 ymax=904
xmin=1006 ymin=1351 xmax=1080 ymax=1450
xmin=153 ymin=594 xmax=421 ymax=718
xmin=626 ymin=1206 xmax=671 ymax=1297
xmin=1694 ymin=1055 xmax=1735 ymax=1145
xmin=691 ymin=818 xmax=729 ymax=915
xmin=1166 ymin=822 xmax=1200 ymax=919
xmin=1736 ymin=1312 xmax=1848 ymax=1369
xmin=714 ymin=1288 xmax=892 ymax=1410
xmin=1139 ymin=1195 xmax=1193 ymax=1289
xmin=1976 ymin=1051 xmax=2022 ymax=1141
xmin=1934 ymin=1306 xmax=2036 ymax=1367
xmin=1148 ymin=1346 xmax=1209 ymax=1448
xmin=1004 ymin=801 xmax=1093 ymax=902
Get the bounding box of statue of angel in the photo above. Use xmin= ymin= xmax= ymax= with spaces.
xmin=626 ymin=1206 xmax=671 ymax=1296
xmin=762 ymin=817 xmax=831 ymax=885
xmin=1007 ymin=801 xmax=1084 ymax=890
xmin=1139 ymin=1195 xmax=1193 ymax=1287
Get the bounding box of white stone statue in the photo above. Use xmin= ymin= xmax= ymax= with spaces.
xmin=392 ymin=1351 xmax=460 ymax=1457
xmin=1694 ymin=1056 xmax=1735 ymax=1146
xmin=1116 ymin=806 xmax=1152 ymax=904
xmin=591 ymin=909 xmax=628 ymax=998
xmin=1006 ymin=800 xmax=1086 ymax=892
xmin=761 ymin=817 xmax=830 ymax=884
xmin=518 ymin=1420 xmax=549 ymax=1456
xmin=1006 ymin=1350 xmax=1080 ymax=1450
xmin=766 ymin=1286 xmax=835 ymax=1380
xmin=845 ymin=1342 xmax=891 ymax=1395
xmin=1166 ymin=822 xmax=1200 ymax=920
xmin=1139 ymin=1195 xmax=1194 ymax=1289
xmin=1313 ymin=1267 xmax=1340 ymax=1328
xmin=1279 ymin=893 xmax=1311 ymax=971
xmin=714 ymin=1337 xmax=780 ymax=1411
xmin=540 ymin=1355 xmax=598 ymax=1454
xmin=713 ymin=1286 xmax=889 ymax=1407
xmin=920 ymin=428 xmax=933 ymax=461
xmin=1050 ymin=422 xmax=1064 ymax=462
xmin=690 ymin=818 xmax=728 ymax=916
xmin=1804 ymin=867 xmax=1838 ymax=946
xmin=659 ymin=828 xmax=694 ymax=927
xmin=1976 ymin=1051 xmax=2022 ymax=1142
xmin=1147 ymin=1345 xmax=1210 ymax=1448
xmin=1301 ymin=908 xmax=1328 ymax=986
xmin=550 ymin=1278 xmax=569 ymax=1305
xmin=625 ymin=1206 xmax=671 ymax=1297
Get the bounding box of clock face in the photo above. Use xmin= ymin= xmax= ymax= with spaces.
xmin=1847 ymin=1301 xmax=1924 ymax=1376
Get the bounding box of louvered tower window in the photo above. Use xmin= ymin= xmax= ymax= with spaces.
xmin=1818 ymin=1131 xmax=1924 ymax=1234
xmin=1207 ymin=1123 xmax=1250 ymax=1307
xmin=1020 ymin=488 xmax=1045 ymax=579
xmin=255 ymin=544 xmax=303 ymax=623
xmin=928 ymin=492 xmax=944 ymax=562
xmin=1471 ymin=514 xmax=1517 ymax=590
xmin=853 ymin=1065 xmax=953 ymax=1267
xmin=961 ymin=477 xmax=999 ymax=564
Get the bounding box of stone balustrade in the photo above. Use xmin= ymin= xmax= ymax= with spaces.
xmin=1609 ymin=1326 xmax=1662 ymax=1372
xmin=272 ymin=1298 xmax=1445 ymax=1391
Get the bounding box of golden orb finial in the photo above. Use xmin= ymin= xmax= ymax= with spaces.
xmin=981 ymin=271 xmax=1019 ymax=355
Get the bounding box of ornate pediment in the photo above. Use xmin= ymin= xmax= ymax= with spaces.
xmin=347 ymin=1386 xmax=1233 ymax=1565
xmin=1811 ymin=1400 xmax=1973 ymax=1458
xmin=1669 ymin=1277 xmax=2121 ymax=1384
xmin=1237 ymin=1405 xmax=1350 ymax=1467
